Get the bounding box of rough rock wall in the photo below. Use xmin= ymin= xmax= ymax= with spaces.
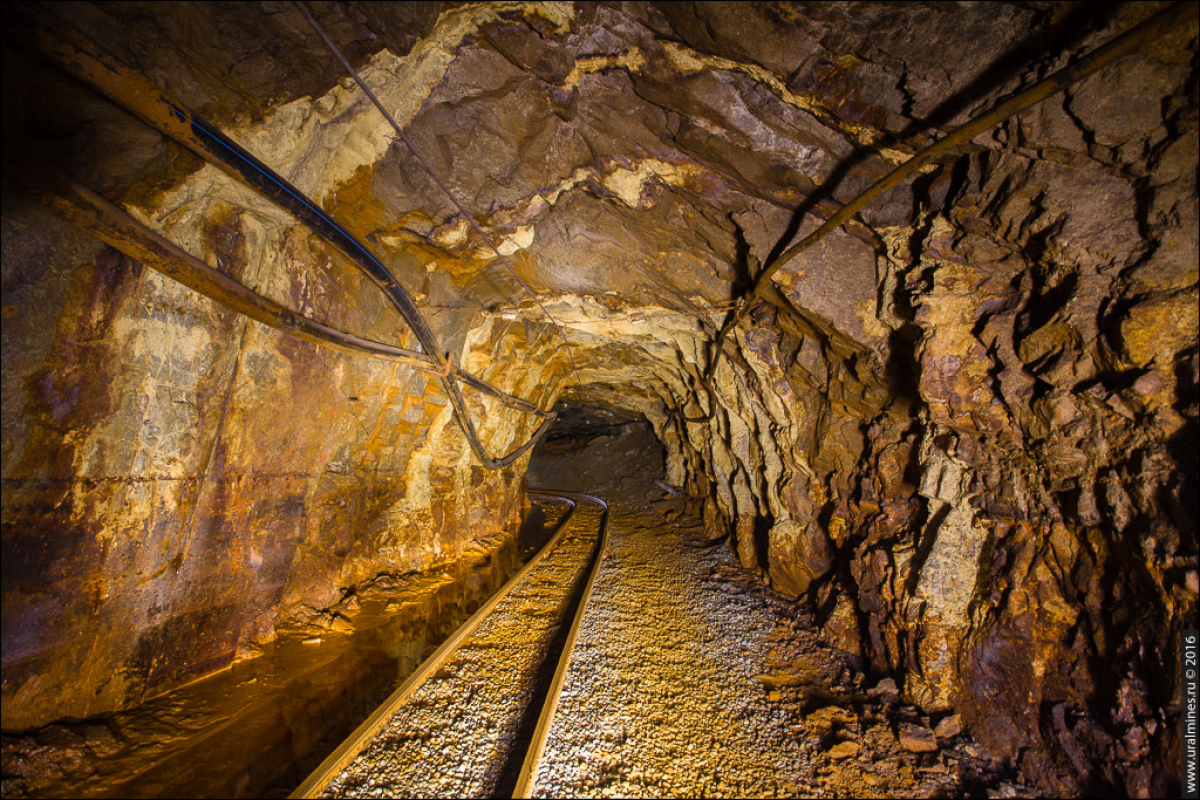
xmin=1 ymin=2 xmax=552 ymax=727
xmin=642 ymin=5 xmax=1200 ymax=796
xmin=1 ymin=1 xmax=1196 ymax=796
xmin=413 ymin=2 xmax=1195 ymax=794
xmin=1 ymin=187 xmax=536 ymax=729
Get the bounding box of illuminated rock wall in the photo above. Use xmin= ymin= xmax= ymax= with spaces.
xmin=1 ymin=2 xmax=1195 ymax=796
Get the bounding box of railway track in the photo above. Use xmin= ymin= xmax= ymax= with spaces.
xmin=291 ymin=490 xmax=609 ymax=799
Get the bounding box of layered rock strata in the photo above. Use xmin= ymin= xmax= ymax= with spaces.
xmin=2 ymin=2 xmax=1196 ymax=796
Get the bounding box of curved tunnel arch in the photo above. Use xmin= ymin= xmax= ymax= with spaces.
xmin=1 ymin=2 xmax=1195 ymax=798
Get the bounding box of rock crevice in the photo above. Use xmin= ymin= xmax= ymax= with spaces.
xmin=2 ymin=2 xmax=1196 ymax=797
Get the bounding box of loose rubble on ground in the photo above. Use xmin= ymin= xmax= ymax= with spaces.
xmin=320 ymin=502 xmax=602 ymax=798
xmin=530 ymin=487 xmax=1028 ymax=798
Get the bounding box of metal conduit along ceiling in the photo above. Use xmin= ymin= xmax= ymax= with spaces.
xmin=6 ymin=1 xmax=559 ymax=469
xmin=0 ymin=2 xmax=1196 ymax=799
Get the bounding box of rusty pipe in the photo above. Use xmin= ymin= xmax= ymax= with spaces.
xmin=676 ymin=0 xmax=1195 ymax=424
xmin=6 ymin=4 xmax=555 ymax=467
xmin=1 ymin=162 xmax=555 ymax=435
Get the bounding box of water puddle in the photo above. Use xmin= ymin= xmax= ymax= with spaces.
xmin=1 ymin=497 xmax=571 ymax=799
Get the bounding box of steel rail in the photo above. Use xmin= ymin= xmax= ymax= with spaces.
xmin=675 ymin=0 xmax=1195 ymax=423
xmin=1 ymin=162 xmax=556 ymax=428
xmin=511 ymin=491 xmax=610 ymax=799
xmin=289 ymin=491 xmax=580 ymax=799
xmin=8 ymin=3 xmax=554 ymax=468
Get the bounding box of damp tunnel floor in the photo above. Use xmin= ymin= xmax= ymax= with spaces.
xmin=519 ymin=408 xmax=1030 ymax=798
xmin=0 ymin=524 xmax=532 ymax=799
xmin=303 ymin=406 xmax=1031 ymax=798
xmin=2 ymin=406 xmax=1031 ymax=799
xmin=2 ymin=3 xmax=1194 ymax=796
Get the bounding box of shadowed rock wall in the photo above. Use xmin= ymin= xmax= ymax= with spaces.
xmin=1 ymin=187 xmax=534 ymax=728
xmin=1 ymin=1 xmax=1196 ymax=796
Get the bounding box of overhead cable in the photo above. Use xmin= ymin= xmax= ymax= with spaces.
xmin=7 ymin=3 xmax=556 ymax=468
xmin=675 ymin=0 xmax=1194 ymax=424
xmin=293 ymin=0 xmax=585 ymax=393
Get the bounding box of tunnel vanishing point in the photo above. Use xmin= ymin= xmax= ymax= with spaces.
xmin=1 ymin=2 xmax=1197 ymax=798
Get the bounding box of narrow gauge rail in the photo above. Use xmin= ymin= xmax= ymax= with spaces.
xmin=291 ymin=491 xmax=609 ymax=799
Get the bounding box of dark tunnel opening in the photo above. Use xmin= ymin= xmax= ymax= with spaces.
xmin=525 ymin=402 xmax=667 ymax=498
xmin=1 ymin=1 xmax=1196 ymax=797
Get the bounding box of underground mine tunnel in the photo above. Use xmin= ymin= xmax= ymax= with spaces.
xmin=1 ymin=1 xmax=1197 ymax=798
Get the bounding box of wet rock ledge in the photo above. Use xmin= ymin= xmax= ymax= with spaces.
xmin=2 ymin=2 xmax=1197 ymax=797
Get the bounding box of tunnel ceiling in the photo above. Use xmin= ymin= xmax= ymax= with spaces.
xmin=9 ymin=2 xmax=1196 ymax=415
xmin=2 ymin=2 xmax=1197 ymax=796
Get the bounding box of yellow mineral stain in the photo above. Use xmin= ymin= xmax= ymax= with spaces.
xmin=659 ymin=40 xmax=910 ymax=163
xmin=328 ymin=165 xmax=387 ymax=239
xmin=563 ymin=47 xmax=647 ymax=90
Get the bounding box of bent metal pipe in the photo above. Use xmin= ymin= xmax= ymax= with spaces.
xmin=673 ymin=0 xmax=1194 ymax=424
xmin=6 ymin=2 xmax=554 ymax=469
xmin=0 ymin=161 xmax=558 ymax=450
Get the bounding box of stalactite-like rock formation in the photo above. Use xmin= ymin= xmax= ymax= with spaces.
xmin=2 ymin=2 xmax=1196 ymax=797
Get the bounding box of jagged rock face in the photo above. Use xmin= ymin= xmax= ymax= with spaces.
xmin=1 ymin=2 xmax=1196 ymax=796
